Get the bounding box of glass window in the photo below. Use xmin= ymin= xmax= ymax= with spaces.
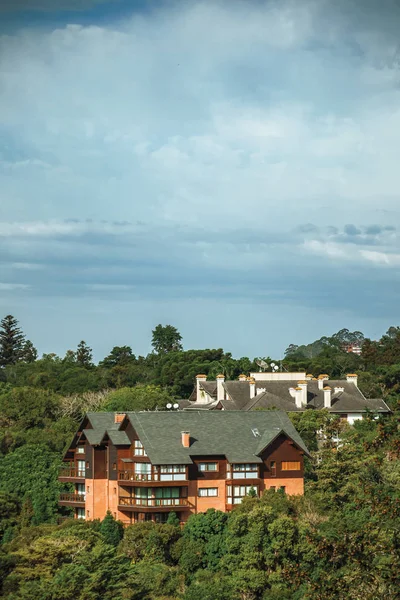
xmin=227 ymin=485 xmax=258 ymax=505
xmin=135 ymin=463 xmax=151 ymax=475
xmin=77 ymin=460 xmax=86 ymax=477
xmin=198 ymin=488 xmax=218 ymax=497
xmin=134 ymin=440 xmax=147 ymax=456
xmin=228 ymin=463 xmax=259 ymax=479
xmin=198 ymin=462 xmax=218 ymax=472
xmin=76 ymin=508 xmax=85 ymax=520
xmin=76 ymin=446 xmax=85 ymax=454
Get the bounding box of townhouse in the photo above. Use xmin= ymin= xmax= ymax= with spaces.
xmin=181 ymin=372 xmax=390 ymax=424
xmin=59 ymin=411 xmax=310 ymax=524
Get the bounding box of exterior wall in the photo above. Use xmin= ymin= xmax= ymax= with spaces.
xmin=250 ymin=372 xmax=306 ymax=381
xmin=264 ymin=477 xmax=304 ymax=495
xmin=60 ymin=433 xmax=306 ymax=523
xmin=347 ymin=413 xmax=363 ymax=425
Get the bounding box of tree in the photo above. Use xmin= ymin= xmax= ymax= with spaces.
xmin=20 ymin=340 xmax=38 ymax=363
xmin=151 ymin=324 xmax=183 ymax=354
xmin=100 ymin=346 xmax=135 ymax=368
xmin=99 ymin=511 xmax=124 ymax=546
xmin=0 ymin=315 xmax=26 ymax=367
xmin=76 ymin=341 xmax=93 ymax=368
xmin=101 ymin=385 xmax=171 ymax=412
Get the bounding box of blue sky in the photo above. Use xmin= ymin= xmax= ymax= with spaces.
xmin=1 ymin=0 xmax=400 ymax=361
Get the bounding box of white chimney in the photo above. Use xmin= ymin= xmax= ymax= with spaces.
xmin=249 ymin=378 xmax=256 ymax=399
xmin=238 ymin=374 xmax=247 ymax=381
xmin=306 ymin=374 xmax=314 ymax=381
xmin=196 ymin=374 xmax=207 ymax=403
xmin=216 ymin=374 xmax=225 ymax=402
xmin=294 ymin=387 xmax=303 ymax=409
xmin=346 ymin=374 xmax=358 ymax=387
xmin=297 ymin=381 xmax=308 ymax=406
xmin=323 ymin=386 xmax=332 ymax=408
xmin=334 ymin=386 xmax=344 ymax=394
xmin=318 ymin=374 xmax=329 ymax=390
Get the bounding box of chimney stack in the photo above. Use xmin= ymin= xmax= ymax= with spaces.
xmin=323 ymin=386 xmax=332 ymax=408
xmin=297 ymin=381 xmax=308 ymax=406
xmin=196 ymin=374 xmax=207 ymax=403
xmin=238 ymin=374 xmax=247 ymax=381
xmin=114 ymin=413 xmax=126 ymax=424
xmin=181 ymin=431 xmax=190 ymax=448
xmin=249 ymin=377 xmax=256 ymax=399
xmin=216 ymin=374 xmax=225 ymax=402
xmin=306 ymin=373 xmax=314 ymax=381
xmin=346 ymin=373 xmax=358 ymax=387
xmin=294 ymin=387 xmax=303 ymax=409
xmin=318 ymin=374 xmax=329 ymax=390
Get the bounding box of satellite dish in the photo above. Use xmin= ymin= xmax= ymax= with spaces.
xmin=255 ymin=359 xmax=268 ymax=372
xmin=173 ymin=403 xmax=179 ymax=409
xmin=271 ymin=362 xmax=276 ymax=367
xmin=166 ymin=403 xmax=172 ymax=409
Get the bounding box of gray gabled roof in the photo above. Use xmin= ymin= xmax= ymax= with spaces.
xmin=125 ymin=410 xmax=310 ymax=464
xmin=184 ymin=378 xmax=391 ymax=414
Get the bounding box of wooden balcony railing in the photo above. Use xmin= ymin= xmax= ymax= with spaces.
xmin=59 ymin=467 xmax=85 ymax=478
xmin=59 ymin=493 xmax=85 ymax=503
xmin=118 ymin=470 xmax=186 ymax=482
xmin=118 ymin=496 xmax=187 ymax=507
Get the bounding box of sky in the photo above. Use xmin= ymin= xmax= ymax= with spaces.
xmin=1 ymin=0 xmax=400 ymax=361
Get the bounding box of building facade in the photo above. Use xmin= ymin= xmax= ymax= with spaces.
xmin=59 ymin=411 xmax=309 ymax=524
xmin=180 ymin=372 xmax=391 ymax=424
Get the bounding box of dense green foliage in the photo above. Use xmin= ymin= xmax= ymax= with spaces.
xmin=0 ymin=316 xmax=399 ymax=598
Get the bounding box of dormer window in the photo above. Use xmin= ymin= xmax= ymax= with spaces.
xmin=134 ymin=440 xmax=147 ymax=457
xmin=76 ymin=447 xmax=85 ymax=454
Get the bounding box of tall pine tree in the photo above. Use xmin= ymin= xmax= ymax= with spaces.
xmin=76 ymin=340 xmax=93 ymax=367
xmin=0 ymin=315 xmax=26 ymax=367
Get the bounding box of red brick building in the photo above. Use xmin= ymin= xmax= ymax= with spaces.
xmin=59 ymin=411 xmax=310 ymax=524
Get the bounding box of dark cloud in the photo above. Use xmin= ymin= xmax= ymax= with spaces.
xmin=344 ymin=224 xmax=362 ymax=236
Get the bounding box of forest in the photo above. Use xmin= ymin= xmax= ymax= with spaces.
xmin=0 ymin=315 xmax=399 ymax=599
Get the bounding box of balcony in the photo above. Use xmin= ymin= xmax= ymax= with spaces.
xmin=59 ymin=493 xmax=85 ymax=505
xmin=118 ymin=470 xmax=187 ymax=485
xmin=58 ymin=466 xmax=85 ymax=481
xmin=118 ymin=496 xmax=188 ymax=510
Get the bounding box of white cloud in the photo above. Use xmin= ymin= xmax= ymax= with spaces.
xmin=0 ymin=283 xmax=30 ymax=290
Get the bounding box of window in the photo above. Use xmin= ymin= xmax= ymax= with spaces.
xmin=131 ymin=487 xmax=185 ymax=507
xmin=77 ymin=460 xmax=86 ymax=477
xmin=227 ymin=463 xmax=259 ymax=479
xmin=86 ymin=510 xmax=90 ymax=518
xmin=86 ymin=486 xmax=90 ymax=493
xmin=76 ymin=507 xmax=85 ymax=520
xmin=198 ymin=462 xmax=218 ymax=472
xmin=281 ymin=461 xmax=301 ymax=471
xmin=227 ymin=485 xmax=258 ymax=504
xmin=134 ymin=440 xmax=147 ymax=456
xmin=112 ymin=463 xmax=117 ymax=471
xmin=269 ymin=486 xmax=276 ymax=491
xmin=160 ymin=465 xmax=186 ymax=481
xmin=134 ymin=462 xmax=152 ymax=480
xmin=198 ymin=488 xmax=218 ymax=497
xmin=76 ymin=446 xmax=85 ymax=454
xmin=270 ymin=461 xmax=276 ymax=477
xmin=280 ymin=486 xmax=286 ymax=493
xmin=76 ymin=483 xmax=85 ymax=496
xmin=86 ymin=461 xmax=89 ymax=469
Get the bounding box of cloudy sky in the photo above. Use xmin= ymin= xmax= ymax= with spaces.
xmin=1 ymin=0 xmax=400 ymax=360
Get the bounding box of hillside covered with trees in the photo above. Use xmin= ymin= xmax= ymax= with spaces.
xmin=0 ymin=316 xmax=399 ymax=599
